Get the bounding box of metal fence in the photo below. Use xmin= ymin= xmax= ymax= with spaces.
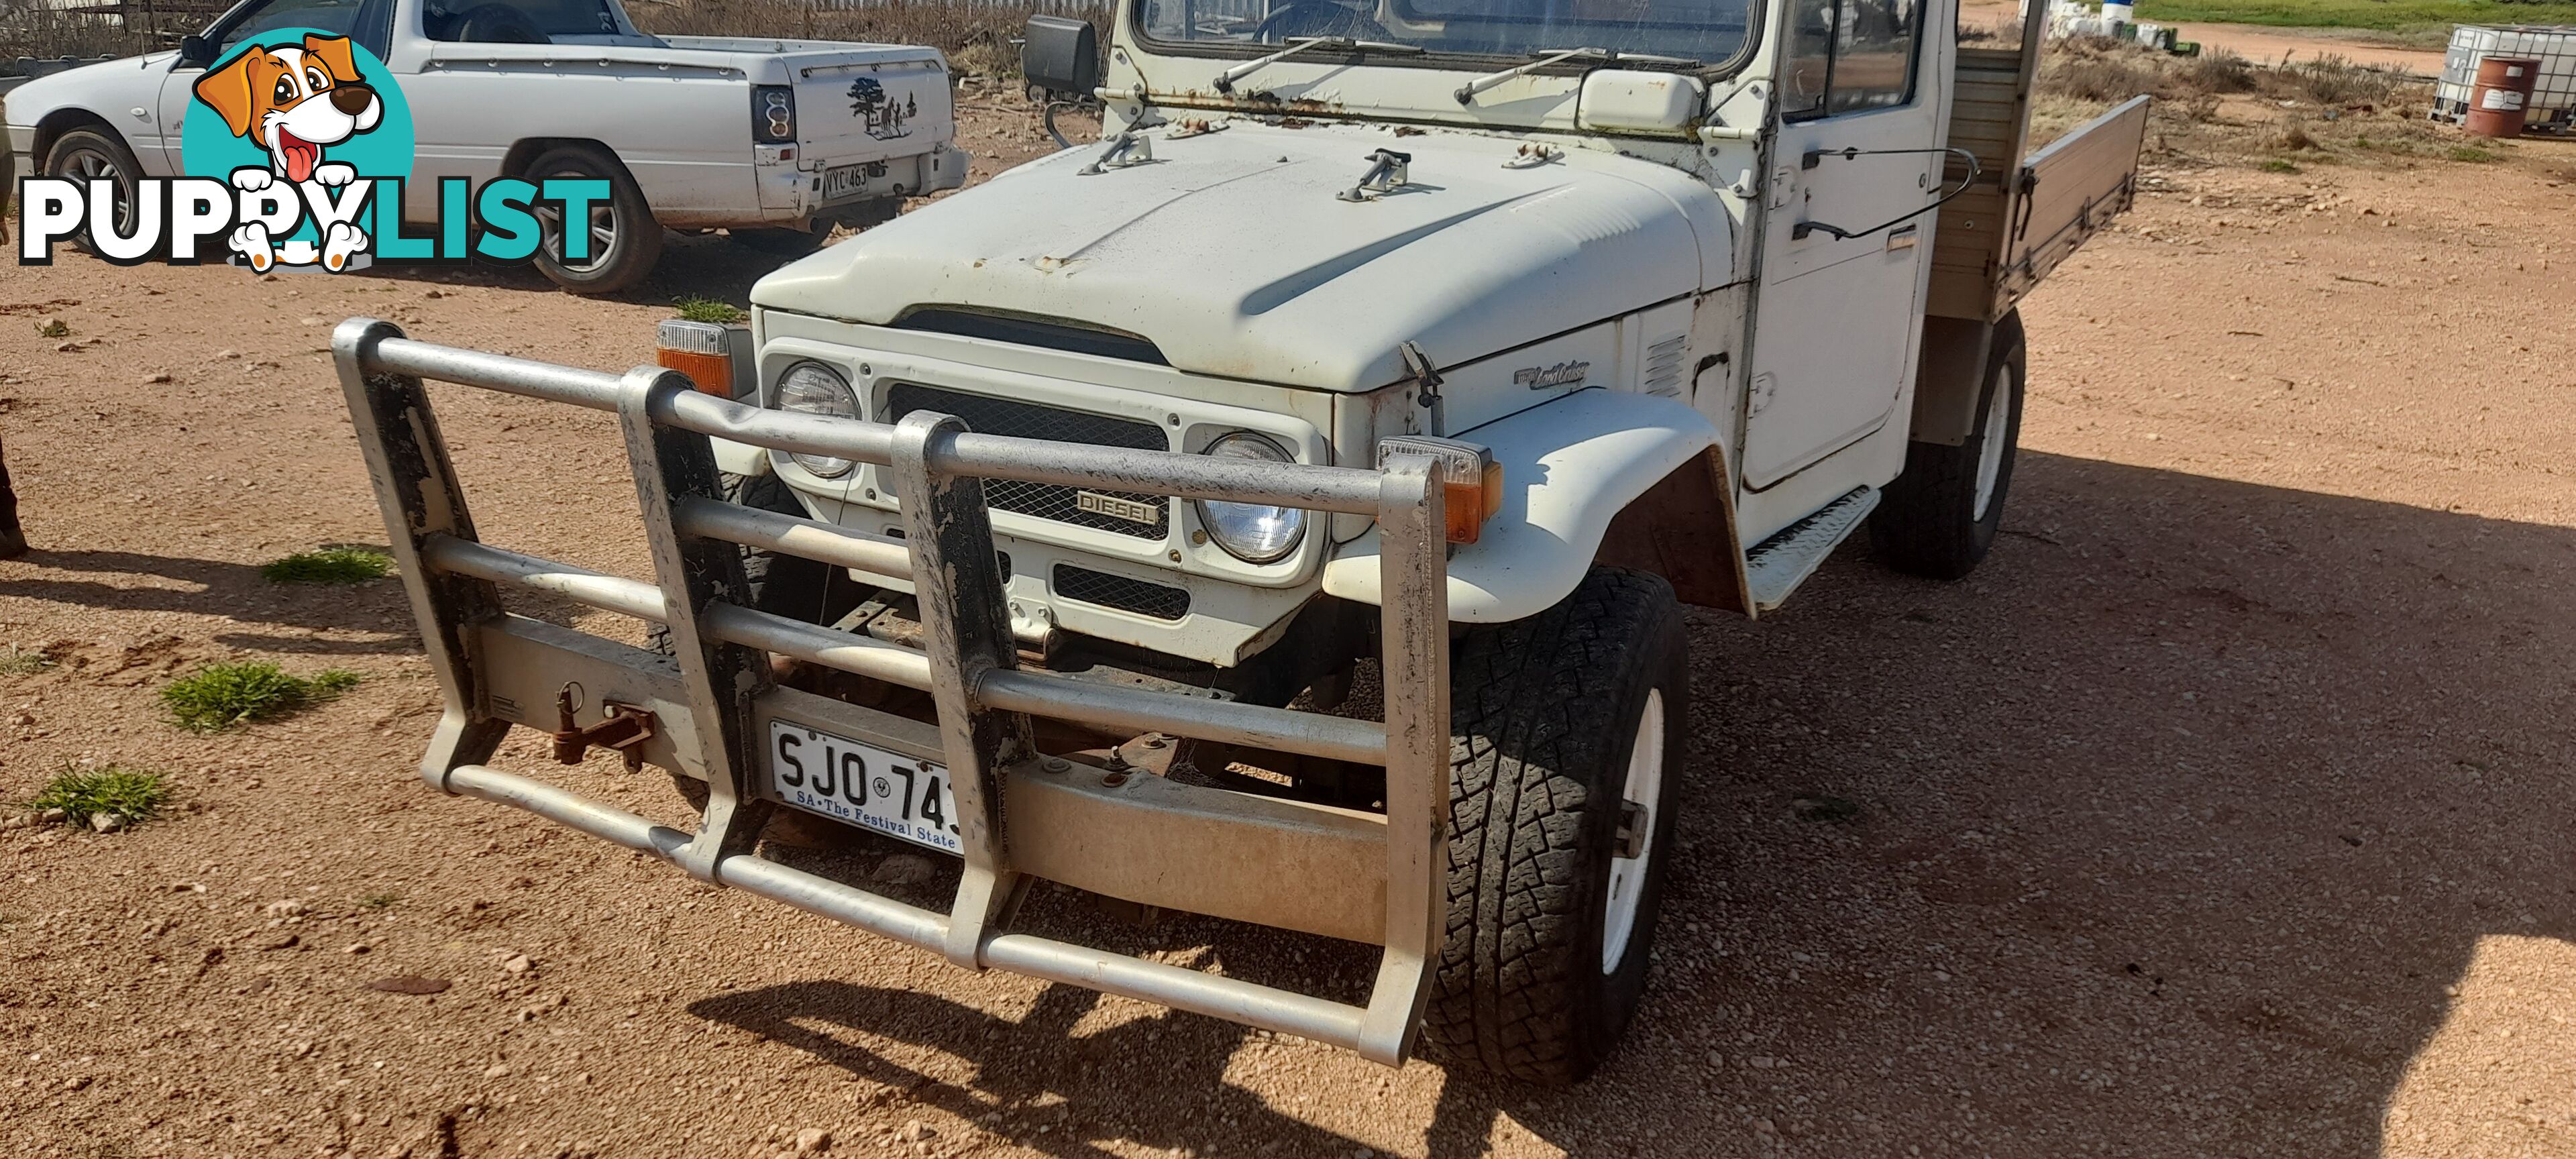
xmin=332 ymin=318 xmax=1458 ymax=1064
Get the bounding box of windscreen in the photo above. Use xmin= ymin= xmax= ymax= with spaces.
xmin=1136 ymin=0 xmax=1753 ymax=67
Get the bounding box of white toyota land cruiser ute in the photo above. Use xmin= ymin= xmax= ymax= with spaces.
xmin=335 ymin=0 xmax=2141 ymax=1084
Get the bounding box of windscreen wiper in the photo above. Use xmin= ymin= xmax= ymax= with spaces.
xmin=1454 ymin=46 xmax=1700 ymax=104
xmin=1213 ymin=36 xmax=1424 ymax=94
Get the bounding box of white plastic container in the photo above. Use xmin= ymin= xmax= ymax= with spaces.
xmin=2434 ymin=25 xmax=2576 ymax=131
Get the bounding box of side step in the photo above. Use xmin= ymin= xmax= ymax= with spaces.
xmin=1743 ymin=486 xmax=1879 ymax=613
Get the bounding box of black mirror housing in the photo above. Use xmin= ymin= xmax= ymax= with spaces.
xmin=178 ymin=34 xmax=214 ymax=66
xmin=1021 ymin=15 xmax=1099 ymax=100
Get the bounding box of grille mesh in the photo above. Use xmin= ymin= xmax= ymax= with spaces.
xmin=883 ymin=384 xmax=1171 ymax=539
xmin=1053 ymin=565 xmax=1191 ymax=621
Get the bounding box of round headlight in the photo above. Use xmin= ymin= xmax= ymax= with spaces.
xmin=773 ymin=361 xmax=857 ymax=478
xmin=1193 ymin=432 xmax=1305 ymax=564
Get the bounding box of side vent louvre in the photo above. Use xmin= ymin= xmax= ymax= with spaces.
xmin=1642 ymin=334 xmax=1688 ymax=398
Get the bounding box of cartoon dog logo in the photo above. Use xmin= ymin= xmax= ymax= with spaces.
xmin=191 ymin=34 xmax=381 ymax=270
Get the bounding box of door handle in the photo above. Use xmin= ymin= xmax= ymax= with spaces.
xmin=1886 ymin=223 xmax=1919 ymax=251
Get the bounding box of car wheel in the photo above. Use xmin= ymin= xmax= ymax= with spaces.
xmin=527 ymin=144 xmax=662 ymax=294
xmin=1868 ymin=310 xmax=2027 ymax=580
xmin=1421 ymin=565 xmax=1688 ymax=1085
xmin=44 ymin=128 xmax=144 ymax=255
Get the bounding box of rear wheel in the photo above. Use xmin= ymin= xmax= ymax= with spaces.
xmin=527 ymin=144 xmax=662 ymax=294
xmin=1422 ymin=565 xmax=1686 ymax=1085
xmin=1869 ymin=312 xmax=2026 ymax=580
xmin=43 ymin=128 xmax=142 ymax=255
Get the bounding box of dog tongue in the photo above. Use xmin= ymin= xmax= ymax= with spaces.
xmin=278 ymin=130 xmax=318 ymax=183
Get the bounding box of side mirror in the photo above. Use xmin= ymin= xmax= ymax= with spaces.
xmin=1020 ymin=15 xmax=1099 ymax=101
xmin=178 ymin=34 xmax=215 ymax=67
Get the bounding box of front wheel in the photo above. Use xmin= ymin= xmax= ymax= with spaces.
xmin=527 ymin=144 xmax=663 ymax=294
xmin=44 ymin=128 xmax=143 ymax=255
xmin=1422 ymin=565 xmax=1687 ymax=1085
xmin=1869 ymin=312 xmax=2027 ymax=580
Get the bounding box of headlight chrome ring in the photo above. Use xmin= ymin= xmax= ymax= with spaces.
xmin=1192 ymin=431 xmax=1305 ymax=564
xmin=773 ymin=360 xmax=858 ymax=479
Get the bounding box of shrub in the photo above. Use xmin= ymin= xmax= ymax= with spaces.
xmin=2262 ymin=55 xmax=2404 ymax=107
xmin=673 ymin=296 xmax=748 ymax=325
xmin=0 ymin=646 xmax=51 ymax=676
xmin=2449 ymin=145 xmax=2499 ymax=163
xmin=2259 ymin=158 xmax=2301 ymax=173
xmin=161 ymin=662 xmax=361 ymax=731
xmin=31 ymin=767 xmax=170 ymax=828
xmin=260 ymin=547 xmax=392 ymax=585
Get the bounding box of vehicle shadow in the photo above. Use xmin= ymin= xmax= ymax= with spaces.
xmin=0 ymin=547 xmax=417 ymax=654
xmin=694 ymin=448 xmax=2575 ymax=1157
xmin=689 ymin=980 xmax=1381 ymax=1158
xmin=0 ymin=547 xmax=607 ymax=655
xmin=342 ymin=230 xmax=814 ymax=307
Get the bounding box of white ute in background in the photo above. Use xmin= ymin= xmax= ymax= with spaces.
xmin=1 ymin=0 xmax=969 ymax=291
xmin=328 ymin=0 xmax=2151 ymax=1085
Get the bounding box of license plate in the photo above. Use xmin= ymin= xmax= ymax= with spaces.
xmin=822 ymin=164 xmax=869 ymax=202
xmin=765 ymin=720 xmax=959 ymax=855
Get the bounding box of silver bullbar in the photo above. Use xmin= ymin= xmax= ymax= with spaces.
xmin=332 ymin=318 xmax=1452 ymax=1065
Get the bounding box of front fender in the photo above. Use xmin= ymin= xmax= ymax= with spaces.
xmin=1322 ymin=388 xmax=1730 ymax=623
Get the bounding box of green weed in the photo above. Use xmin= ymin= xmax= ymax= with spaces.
xmin=160 ymin=662 xmax=361 ymax=731
xmin=34 ymin=319 xmax=68 ymax=339
xmin=2259 ymin=158 xmax=2302 ymax=173
xmin=31 ymin=767 xmax=170 ymax=828
xmin=0 ymin=646 xmax=52 ymax=676
xmin=356 ymin=891 xmax=400 ymax=911
xmin=2448 ymin=145 xmax=2499 ymax=164
xmin=258 ymin=546 xmax=392 ymax=585
xmin=673 ymin=296 xmax=747 ymax=325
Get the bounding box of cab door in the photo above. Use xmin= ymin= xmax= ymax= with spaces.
xmin=1740 ymin=0 xmax=1944 ymax=490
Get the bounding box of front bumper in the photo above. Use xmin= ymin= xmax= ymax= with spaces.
xmin=331 ymin=319 xmax=1455 ymax=1066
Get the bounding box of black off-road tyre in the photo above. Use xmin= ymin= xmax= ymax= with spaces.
xmin=646 ymin=472 xmax=858 ymax=653
xmin=527 ymin=144 xmax=663 ymax=294
xmin=1422 ymin=565 xmax=1688 ymax=1085
xmin=1869 ymin=311 xmax=2027 ymax=580
xmin=43 ymin=127 xmax=144 ymax=256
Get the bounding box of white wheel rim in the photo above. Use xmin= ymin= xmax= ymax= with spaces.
xmin=1601 ymin=687 xmax=1665 ymax=974
xmin=1971 ymin=364 xmax=2014 ymax=521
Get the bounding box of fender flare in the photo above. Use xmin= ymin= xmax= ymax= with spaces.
xmin=1322 ymin=388 xmax=1746 ymax=622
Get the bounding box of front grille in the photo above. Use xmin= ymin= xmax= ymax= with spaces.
xmin=1053 ymin=564 xmax=1191 ymax=621
xmin=883 ymin=384 xmax=1171 ymax=540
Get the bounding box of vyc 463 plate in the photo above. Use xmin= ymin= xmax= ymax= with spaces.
xmin=765 ymin=720 xmax=959 ymax=855
xmin=822 ymin=164 xmax=869 ymax=202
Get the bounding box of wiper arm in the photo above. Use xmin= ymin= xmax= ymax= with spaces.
xmin=1454 ymin=46 xmax=1700 ymax=104
xmin=1213 ymin=36 xmax=1421 ymax=93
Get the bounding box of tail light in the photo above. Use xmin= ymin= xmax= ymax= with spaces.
xmin=1377 ymin=435 xmax=1503 ymax=545
xmin=656 ymin=319 xmax=738 ymax=398
xmin=751 ymin=85 xmax=796 ymax=144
